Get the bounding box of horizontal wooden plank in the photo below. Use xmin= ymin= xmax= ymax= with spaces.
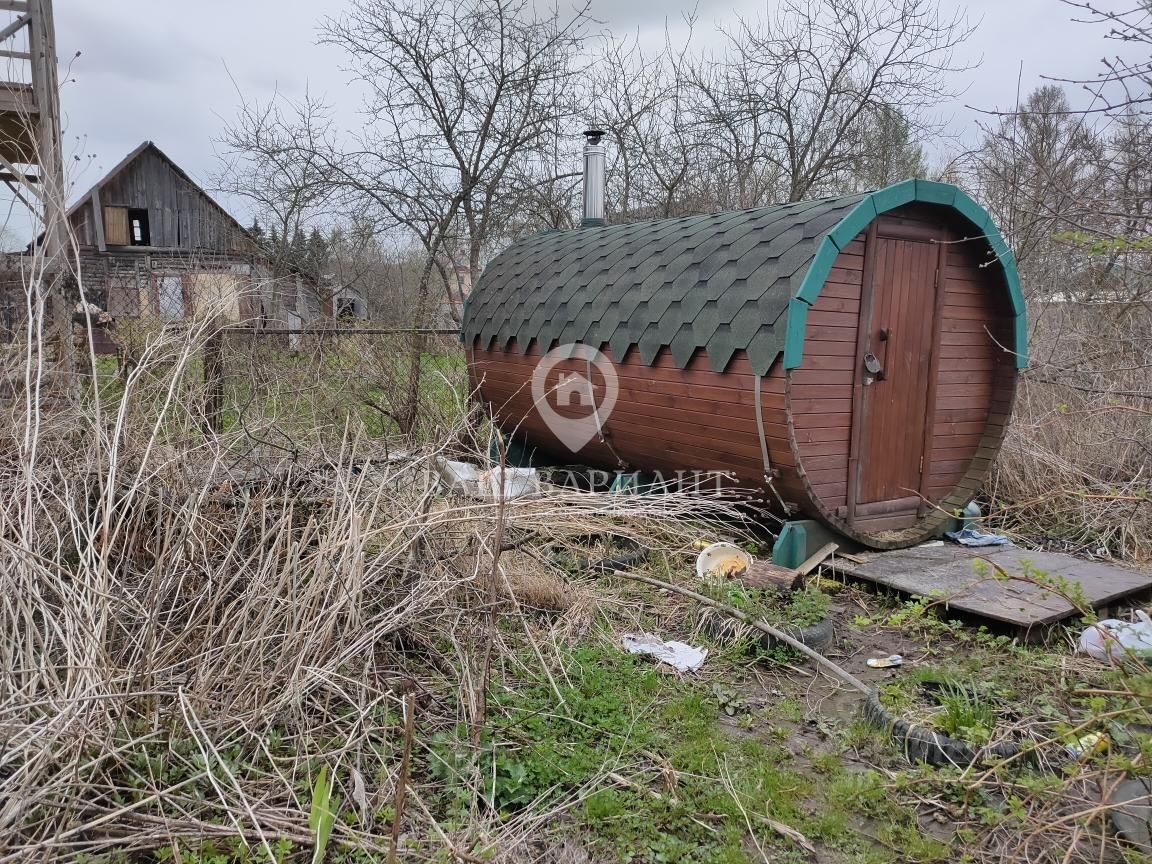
xmin=807 ymin=309 xmax=859 ymax=328
xmin=799 ymin=454 xmax=850 ymax=473
xmin=940 ymin=331 xmax=999 ymax=347
xmin=811 ymin=482 xmax=849 ymax=499
xmin=834 ymin=251 xmax=865 ymax=271
xmin=941 ymin=290 xmax=991 ymax=308
xmin=932 ymin=420 xmax=989 ymax=437
xmin=810 ymin=295 xmax=860 ymax=315
xmin=792 ymin=425 xmax=852 ymax=444
xmin=941 ymin=317 xmax=1000 ymax=334
xmin=931 ymin=433 xmax=985 ymax=451
xmin=789 ymin=369 xmax=855 ymax=387
xmin=793 ymin=412 xmax=852 ymax=429
xmin=802 ymin=339 xmax=858 ymax=357
xmin=804 ymin=467 xmax=851 ymax=485
xmin=937 ymin=369 xmax=997 ymax=385
xmin=942 ymin=304 xmax=996 ymax=321
xmin=936 ymin=406 xmax=993 ymax=423
xmin=937 ymin=383 xmax=994 ymax=399
xmin=795 ymin=440 xmax=852 ymax=458
xmin=790 ymin=397 xmax=853 ymax=414
xmin=795 ymin=354 xmax=856 ymax=372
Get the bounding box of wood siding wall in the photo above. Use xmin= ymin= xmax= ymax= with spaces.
xmin=788 ymin=236 xmax=866 ymax=510
xmin=468 ymin=340 xmax=799 ymax=504
xmin=74 ymin=249 xmax=265 ymax=319
xmin=788 ymin=205 xmax=1016 ymax=532
xmin=69 ymin=147 xmax=250 ymax=253
xmin=927 ymin=231 xmax=1015 ymax=501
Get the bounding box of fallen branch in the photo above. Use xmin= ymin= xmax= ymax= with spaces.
xmin=606 ymin=570 xmax=870 ymax=694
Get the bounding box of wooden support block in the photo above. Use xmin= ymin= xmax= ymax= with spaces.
xmin=739 ymin=560 xmax=802 ymax=593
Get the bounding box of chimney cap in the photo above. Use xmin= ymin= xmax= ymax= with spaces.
xmin=583 ymin=129 xmax=605 ymax=145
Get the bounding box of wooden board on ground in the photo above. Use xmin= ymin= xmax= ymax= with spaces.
xmin=831 ymin=543 xmax=1152 ymax=629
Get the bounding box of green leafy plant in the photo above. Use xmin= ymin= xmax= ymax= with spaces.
xmin=309 ymin=765 xmax=336 ymax=864
xmin=934 ymin=682 xmax=997 ymax=745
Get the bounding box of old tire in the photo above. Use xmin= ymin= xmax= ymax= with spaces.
xmin=862 ymin=689 xmax=1024 ymax=767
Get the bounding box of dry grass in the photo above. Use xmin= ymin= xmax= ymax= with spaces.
xmin=0 ymin=306 xmax=757 ymax=862
xmin=988 ymin=300 xmax=1152 ymax=561
xmin=1 ymin=275 xmax=1150 ymax=862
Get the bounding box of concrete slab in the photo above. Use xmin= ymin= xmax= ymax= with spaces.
xmin=832 ymin=543 xmax=1152 ymax=629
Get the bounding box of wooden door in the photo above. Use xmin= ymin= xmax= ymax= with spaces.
xmin=854 ymin=235 xmax=940 ymax=511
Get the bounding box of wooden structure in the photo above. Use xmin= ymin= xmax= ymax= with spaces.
xmin=60 ymin=141 xmax=274 ymax=328
xmin=831 ymin=544 xmax=1152 ymax=630
xmin=463 ymin=180 xmax=1028 ymax=550
xmin=0 ymin=0 xmax=70 ymax=371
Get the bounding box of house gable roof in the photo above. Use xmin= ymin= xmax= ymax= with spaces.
xmin=67 ymin=140 xmax=253 ymax=245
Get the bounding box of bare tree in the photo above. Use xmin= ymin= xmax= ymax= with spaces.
xmin=971 ymin=85 xmax=1103 ymax=272
xmin=317 ymin=0 xmax=593 ymax=329
xmin=710 ymin=0 xmax=972 ymax=202
xmin=1055 ymin=0 xmax=1152 ymax=113
xmin=590 ymin=32 xmax=713 ymax=218
xmin=218 ymin=0 xmax=593 ymax=430
xmin=214 ymin=90 xmax=342 ymax=314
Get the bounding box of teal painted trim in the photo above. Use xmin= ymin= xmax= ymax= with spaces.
xmin=795 ymin=242 xmax=841 ymax=303
xmin=782 ymin=298 xmax=810 ymax=369
xmin=1014 ymin=313 xmax=1029 ymax=368
xmin=981 ymin=223 xmax=1026 ymax=318
xmin=784 ymin=180 xmax=1028 ymax=370
xmin=867 ymin=178 xmax=917 ymax=213
xmin=950 ymin=189 xmax=991 ymax=233
xmin=914 ymin=180 xmax=957 ymax=206
xmin=827 ymin=197 xmax=877 ymax=250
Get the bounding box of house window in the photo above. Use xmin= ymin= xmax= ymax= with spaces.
xmin=155 ymin=276 xmax=185 ymax=320
xmin=128 ymin=209 xmax=151 ymax=246
xmin=336 ymin=297 xmax=358 ymax=319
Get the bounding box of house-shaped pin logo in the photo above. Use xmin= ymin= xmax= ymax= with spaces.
xmin=555 ymin=371 xmax=599 ymax=408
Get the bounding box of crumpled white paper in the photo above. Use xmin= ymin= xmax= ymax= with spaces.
xmin=621 ymin=633 xmax=708 ymax=672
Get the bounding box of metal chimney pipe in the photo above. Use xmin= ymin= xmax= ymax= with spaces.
xmin=581 ymin=129 xmax=606 ymax=227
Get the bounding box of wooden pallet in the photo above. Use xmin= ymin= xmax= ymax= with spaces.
xmin=831 ymin=543 xmax=1152 ymax=630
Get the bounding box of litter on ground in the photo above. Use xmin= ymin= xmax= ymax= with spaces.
xmin=945 ymin=525 xmax=1012 ymax=546
xmin=1078 ymin=611 xmax=1152 ymax=663
xmin=866 ymin=654 xmax=904 ymax=669
xmin=621 ymin=633 xmax=709 ymax=672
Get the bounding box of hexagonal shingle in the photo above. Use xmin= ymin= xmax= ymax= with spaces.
xmin=462 ymin=190 xmax=879 ymax=372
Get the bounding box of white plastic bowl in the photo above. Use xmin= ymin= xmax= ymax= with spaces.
xmin=695 ymin=542 xmax=753 ymax=581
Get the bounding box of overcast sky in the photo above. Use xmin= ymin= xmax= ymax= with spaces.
xmin=0 ymin=0 xmax=1127 ymax=244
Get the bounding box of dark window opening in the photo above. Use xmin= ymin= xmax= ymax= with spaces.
xmin=337 ymin=298 xmax=357 ymax=319
xmin=128 ymin=209 xmax=151 ymax=246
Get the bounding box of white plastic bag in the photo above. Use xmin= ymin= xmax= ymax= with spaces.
xmin=621 ymin=634 xmax=708 ymax=672
xmin=1078 ymin=611 xmax=1152 ymax=663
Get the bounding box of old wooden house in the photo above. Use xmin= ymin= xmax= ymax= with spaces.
xmin=61 ymin=141 xmax=276 ymax=324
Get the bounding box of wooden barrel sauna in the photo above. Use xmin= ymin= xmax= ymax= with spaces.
xmin=462 ymin=180 xmax=1026 ymax=549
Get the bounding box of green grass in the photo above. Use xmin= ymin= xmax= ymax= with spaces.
xmin=413 ymin=637 xmax=949 ymax=864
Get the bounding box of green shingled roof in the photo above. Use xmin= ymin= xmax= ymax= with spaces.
xmin=462 ymin=180 xmax=1027 ymax=375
